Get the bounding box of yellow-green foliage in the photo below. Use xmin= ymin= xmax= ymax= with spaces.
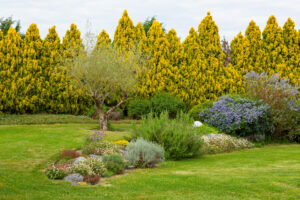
xmin=283 ymin=18 xmax=299 ymax=86
xmin=22 ymin=23 xmax=43 ymax=112
xmin=197 ymin=12 xmax=228 ymax=102
xmin=245 ymin=20 xmax=264 ymax=73
xmin=113 ymin=10 xmax=136 ymax=51
xmin=96 ymin=29 xmax=111 ymax=48
xmin=137 ymin=21 xmax=171 ymax=97
xmin=262 ymin=16 xmax=287 ymax=76
xmin=0 ymin=28 xmax=23 ymax=112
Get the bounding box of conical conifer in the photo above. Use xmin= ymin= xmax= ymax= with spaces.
xmin=113 ymin=10 xmax=136 ymax=51
xmin=96 ymin=29 xmax=111 ymax=48
xmin=283 ymin=18 xmax=299 ymax=85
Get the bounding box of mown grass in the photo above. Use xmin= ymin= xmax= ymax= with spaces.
xmin=0 ymin=115 xmax=299 ymax=200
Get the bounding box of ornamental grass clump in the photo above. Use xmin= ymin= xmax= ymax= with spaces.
xmin=125 ymin=138 xmax=164 ymax=168
xmin=199 ymin=95 xmax=273 ymax=138
xmin=134 ymin=111 xmax=203 ymax=160
xmin=245 ymin=71 xmax=300 ymax=141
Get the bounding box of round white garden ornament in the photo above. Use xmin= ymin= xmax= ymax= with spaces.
xmin=193 ymin=121 xmax=203 ymax=127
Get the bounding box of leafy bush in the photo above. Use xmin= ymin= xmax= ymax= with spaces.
xmin=134 ymin=111 xmax=203 ymax=159
xmin=127 ymin=99 xmax=151 ymax=119
xmin=151 ymin=92 xmax=185 ymax=117
xmin=125 ymin=138 xmax=164 ymax=168
xmin=82 ymin=141 xmax=119 ymax=156
xmin=202 ymin=134 xmax=254 ymax=154
xmin=71 ymin=158 xmax=107 ymax=176
xmin=245 ymin=71 xmax=300 ymax=140
xmin=188 ymin=101 xmax=213 ymax=120
xmin=103 ymin=154 xmax=126 ymax=174
xmin=199 ymin=95 xmax=273 ymax=138
xmin=46 ymin=167 xmax=68 ymax=179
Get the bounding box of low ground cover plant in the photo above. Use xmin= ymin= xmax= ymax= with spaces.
xmin=82 ymin=141 xmax=120 ymax=156
xmin=199 ymin=95 xmax=273 ymax=139
xmin=46 ymin=167 xmax=68 ymax=179
xmin=134 ymin=111 xmax=203 ymax=159
xmin=103 ymin=154 xmax=126 ymax=174
xmin=125 ymin=138 xmax=164 ymax=168
xmin=245 ymin=71 xmax=300 ymax=141
xmin=202 ymin=134 xmax=254 ymax=154
xmin=71 ymin=158 xmax=107 ymax=177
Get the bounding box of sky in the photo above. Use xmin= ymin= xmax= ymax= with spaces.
xmin=1 ymin=0 xmax=299 ymax=42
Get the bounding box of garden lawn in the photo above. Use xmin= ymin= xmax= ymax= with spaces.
xmin=0 ymin=121 xmax=299 ymax=200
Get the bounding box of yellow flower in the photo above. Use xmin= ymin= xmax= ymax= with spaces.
xmin=77 ymin=182 xmax=87 ymax=186
xmin=112 ymin=139 xmax=129 ymax=146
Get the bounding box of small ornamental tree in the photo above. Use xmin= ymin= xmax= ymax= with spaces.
xmin=66 ymin=45 xmax=147 ymax=131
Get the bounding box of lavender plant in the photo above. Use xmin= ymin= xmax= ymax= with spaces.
xmin=199 ymin=95 xmax=273 ymax=138
xmin=86 ymin=129 xmax=105 ymax=143
xmin=245 ymin=72 xmax=300 ymax=140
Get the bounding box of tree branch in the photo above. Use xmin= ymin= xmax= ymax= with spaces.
xmin=107 ymin=96 xmax=126 ymax=115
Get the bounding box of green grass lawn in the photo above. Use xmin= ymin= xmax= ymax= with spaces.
xmin=0 ymin=118 xmax=299 ymax=199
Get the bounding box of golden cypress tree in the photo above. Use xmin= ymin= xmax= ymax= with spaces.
xmin=180 ymin=27 xmax=207 ymax=106
xmin=138 ymin=20 xmax=171 ymax=97
xmin=113 ymin=10 xmax=136 ymax=51
xmin=245 ymin=20 xmax=264 ymax=73
xmin=96 ymin=29 xmax=111 ymax=48
xmin=283 ymin=18 xmax=299 ymax=86
xmin=62 ymin=23 xmax=91 ymax=114
xmin=22 ymin=24 xmax=43 ymax=112
xmin=165 ymin=29 xmax=184 ymax=96
xmin=230 ymin=32 xmax=250 ymax=73
xmin=0 ymin=28 xmax=23 ymax=113
xmin=197 ymin=12 xmax=227 ymax=101
xmin=62 ymin=23 xmax=84 ymax=61
xmin=41 ymin=25 xmax=66 ymax=112
xmin=134 ymin=22 xmax=147 ymax=51
xmin=262 ymin=15 xmax=287 ymax=76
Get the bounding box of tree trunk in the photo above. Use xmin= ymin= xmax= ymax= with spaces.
xmin=95 ymin=96 xmax=127 ymax=131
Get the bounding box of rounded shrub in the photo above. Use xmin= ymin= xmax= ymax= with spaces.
xmin=134 ymin=111 xmax=203 ymax=160
xmin=188 ymin=101 xmax=213 ymax=120
xmin=151 ymin=92 xmax=185 ymax=117
xmin=103 ymin=154 xmax=126 ymax=174
xmin=125 ymin=138 xmax=164 ymax=168
xmin=127 ymin=99 xmax=151 ymax=119
xmin=46 ymin=167 xmax=68 ymax=179
xmin=199 ymin=95 xmax=273 ymax=138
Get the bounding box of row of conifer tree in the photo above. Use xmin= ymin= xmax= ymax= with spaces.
xmin=0 ymin=10 xmax=298 ymax=114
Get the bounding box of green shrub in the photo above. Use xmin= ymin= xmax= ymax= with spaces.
xmin=46 ymin=167 xmax=68 ymax=179
xmin=202 ymin=133 xmax=254 ymax=154
xmin=82 ymin=141 xmax=119 ymax=156
xmin=188 ymin=101 xmax=213 ymax=120
xmin=103 ymin=154 xmax=126 ymax=174
xmin=71 ymin=158 xmax=107 ymax=176
xmin=151 ymin=92 xmax=185 ymax=117
xmin=127 ymin=99 xmax=151 ymax=119
xmin=134 ymin=111 xmax=203 ymax=160
xmin=125 ymin=138 xmax=164 ymax=168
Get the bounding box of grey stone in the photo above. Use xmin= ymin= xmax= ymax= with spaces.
xmin=63 ymin=173 xmax=84 ymax=184
xmin=89 ymin=154 xmax=103 ymax=161
xmin=73 ymin=156 xmax=86 ymax=165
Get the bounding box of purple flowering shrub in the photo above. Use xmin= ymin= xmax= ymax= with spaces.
xmin=245 ymin=72 xmax=299 ymax=141
xmin=199 ymin=95 xmax=273 ymax=137
xmin=86 ymin=129 xmax=105 ymax=143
